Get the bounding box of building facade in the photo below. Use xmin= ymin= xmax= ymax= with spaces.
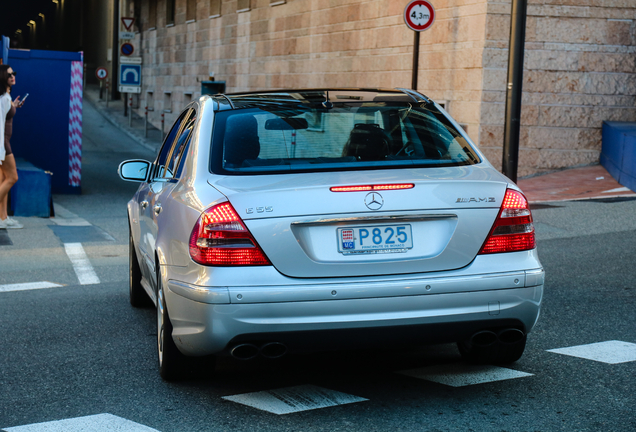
xmin=121 ymin=0 xmax=635 ymax=177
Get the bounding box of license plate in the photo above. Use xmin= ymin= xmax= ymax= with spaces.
xmin=337 ymin=224 xmax=413 ymax=255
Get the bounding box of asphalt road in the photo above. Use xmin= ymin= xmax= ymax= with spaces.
xmin=0 ymin=99 xmax=634 ymax=431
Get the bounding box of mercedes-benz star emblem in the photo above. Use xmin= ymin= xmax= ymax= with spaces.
xmin=365 ymin=192 xmax=384 ymax=210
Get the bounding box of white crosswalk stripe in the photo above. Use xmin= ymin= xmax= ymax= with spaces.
xmin=222 ymin=385 xmax=368 ymax=415
xmin=3 ymin=413 xmax=160 ymax=432
xmin=0 ymin=282 xmax=64 ymax=293
xmin=547 ymin=340 xmax=636 ymax=364
xmin=398 ymin=363 xmax=534 ymax=387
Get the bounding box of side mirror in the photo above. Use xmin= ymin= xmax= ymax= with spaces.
xmin=118 ymin=160 xmax=151 ymax=182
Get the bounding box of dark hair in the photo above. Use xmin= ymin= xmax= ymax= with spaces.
xmin=0 ymin=64 xmax=11 ymax=96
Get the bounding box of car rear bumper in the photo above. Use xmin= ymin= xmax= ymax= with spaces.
xmin=164 ymin=269 xmax=544 ymax=356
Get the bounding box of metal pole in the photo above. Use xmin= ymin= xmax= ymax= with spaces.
xmin=144 ymin=105 xmax=148 ymax=138
xmin=502 ymin=0 xmax=528 ymax=183
xmin=112 ymin=0 xmax=120 ymax=101
xmin=105 ymin=79 xmax=110 ymax=108
xmin=128 ymin=95 xmax=133 ymax=127
xmin=99 ymin=80 xmax=103 ymax=100
xmin=411 ymin=31 xmax=420 ymax=90
xmin=124 ymin=92 xmax=128 ymax=117
xmin=161 ymin=112 xmax=165 ymax=140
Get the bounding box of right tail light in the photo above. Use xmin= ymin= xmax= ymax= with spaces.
xmin=479 ymin=188 xmax=536 ymax=254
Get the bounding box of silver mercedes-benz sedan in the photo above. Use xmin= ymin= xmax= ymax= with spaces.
xmin=118 ymin=88 xmax=543 ymax=380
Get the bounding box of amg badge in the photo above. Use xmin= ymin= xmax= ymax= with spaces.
xmin=456 ymin=197 xmax=496 ymax=203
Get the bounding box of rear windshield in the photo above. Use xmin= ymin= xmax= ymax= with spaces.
xmin=210 ymin=102 xmax=480 ymax=175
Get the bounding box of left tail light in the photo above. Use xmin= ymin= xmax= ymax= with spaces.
xmin=478 ymin=188 xmax=536 ymax=254
xmin=189 ymin=202 xmax=271 ymax=266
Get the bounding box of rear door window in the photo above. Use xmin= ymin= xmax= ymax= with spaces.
xmin=154 ymin=108 xmax=194 ymax=180
xmin=166 ymin=110 xmax=196 ymax=179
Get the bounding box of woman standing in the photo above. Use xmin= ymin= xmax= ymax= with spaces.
xmin=0 ymin=64 xmax=24 ymax=229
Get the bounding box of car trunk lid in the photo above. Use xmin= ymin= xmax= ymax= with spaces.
xmin=208 ymin=166 xmax=508 ymax=278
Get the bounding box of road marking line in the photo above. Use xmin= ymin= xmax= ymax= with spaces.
xmin=222 ymin=385 xmax=368 ymax=415
xmin=0 ymin=282 xmax=64 ymax=293
xmin=601 ymin=187 xmax=631 ymax=194
xmin=3 ymin=413 xmax=159 ymax=432
xmin=547 ymin=340 xmax=636 ymax=364
xmin=64 ymin=243 xmax=100 ymax=285
xmin=398 ymin=363 xmax=533 ymax=387
xmin=51 ymin=203 xmax=91 ymax=226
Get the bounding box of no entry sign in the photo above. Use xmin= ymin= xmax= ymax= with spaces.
xmin=404 ymin=0 xmax=435 ymax=32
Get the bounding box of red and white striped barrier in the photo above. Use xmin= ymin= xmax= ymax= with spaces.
xmin=69 ymin=61 xmax=83 ymax=187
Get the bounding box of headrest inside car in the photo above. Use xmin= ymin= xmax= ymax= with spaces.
xmin=224 ymin=115 xmax=261 ymax=165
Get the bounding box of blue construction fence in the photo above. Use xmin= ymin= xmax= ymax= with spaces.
xmin=2 ymin=35 xmax=83 ymax=195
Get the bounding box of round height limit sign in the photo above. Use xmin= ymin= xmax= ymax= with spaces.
xmin=405 ymin=0 xmax=435 ymax=90
xmin=404 ymin=0 xmax=435 ymax=32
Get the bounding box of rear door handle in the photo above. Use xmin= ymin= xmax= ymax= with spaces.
xmin=154 ymin=204 xmax=162 ymax=215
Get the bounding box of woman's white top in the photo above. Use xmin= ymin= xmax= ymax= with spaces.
xmin=0 ymin=92 xmax=11 ymax=163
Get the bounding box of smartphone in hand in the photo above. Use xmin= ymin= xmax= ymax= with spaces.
xmin=18 ymin=93 xmax=29 ymax=106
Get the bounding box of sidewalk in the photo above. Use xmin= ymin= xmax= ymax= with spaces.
xmin=518 ymin=164 xmax=636 ymax=203
xmin=83 ymin=85 xmax=635 ymax=204
xmin=83 ymin=84 xmax=163 ymax=154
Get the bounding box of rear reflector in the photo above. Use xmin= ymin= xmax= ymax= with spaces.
xmin=189 ymin=202 xmax=270 ymax=266
xmin=331 ymin=183 xmax=414 ymax=192
xmin=479 ymin=189 xmax=536 ymax=254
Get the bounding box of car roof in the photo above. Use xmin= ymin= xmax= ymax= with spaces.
xmin=211 ymin=88 xmax=431 ymax=111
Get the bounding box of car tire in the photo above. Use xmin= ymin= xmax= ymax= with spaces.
xmin=157 ymin=270 xmax=186 ymax=381
xmin=156 ymin=268 xmax=217 ymax=381
xmin=129 ymin=227 xmax=151 ymax=308
xmin=457 ymin=334 xmax=527 ymax=365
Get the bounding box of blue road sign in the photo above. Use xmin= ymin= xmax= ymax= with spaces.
xmin=120 ymin=43 xmax=134 ymax=56
xmin=119 ymin=64 xmax=141 ymax=86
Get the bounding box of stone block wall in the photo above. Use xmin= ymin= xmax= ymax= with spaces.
xmin=137 ymin=0 xmax=636 ymax=177
xmin=139 ymin=0 xmax=489 ymax=142
xmin=479 ymin=0 xmax=636 ymax=177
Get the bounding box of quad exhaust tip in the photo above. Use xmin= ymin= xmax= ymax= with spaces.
xmin=469 ymin=328 xmax=525 ymax=347
xmin=230 ymin=342 xmax=288 ymax=360
xmin=230 ymin=343 xmax=259 ymax=360
xmin=498 ymin=328 xmax=525 ymax=344
xmin=471 ymin=330 xmax=498 ymax=347
xmin=260 ymin=342 xmax=288 ymax=359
